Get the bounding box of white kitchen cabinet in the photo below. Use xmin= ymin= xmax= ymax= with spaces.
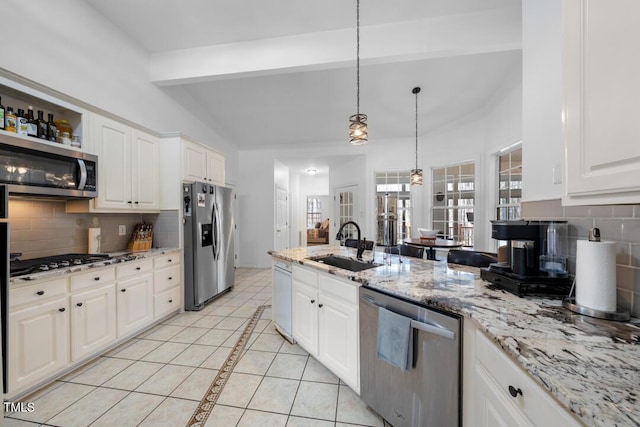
xmin=563 ymin=0 xmax=640 ymax=205
xmin=292 ymin=278 xmax=319 ymax=355
xmin=153 ymin=252 xmax=182 ymax=318
xmin=182 ymin=138 xmax=225 ymax=185
xmin=66 ymin=114 xmax=160 ymax=212
xmin=468 ymin=325 xmax=582 ymax=427
xmin=116 ymin=273 xmax=154 ymax=338
xmin=317 ymin=275 xmax=359 ymax=392
xmin=8 ymin=294 xmax=69 ymax=393
xmin=70 ymin=283 xmax=117 ymax=362
xmin=291 ymin=265 xmax=360 ymax=392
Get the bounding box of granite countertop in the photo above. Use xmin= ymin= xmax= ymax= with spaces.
xmin=270 ymin=245 xmax=640 ymax=427
xmin=9 ymin=248 xmax=181 ymax=287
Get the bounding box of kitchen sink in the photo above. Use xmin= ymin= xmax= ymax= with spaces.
xmin=309 ymin=254 xmax=381 ymax=272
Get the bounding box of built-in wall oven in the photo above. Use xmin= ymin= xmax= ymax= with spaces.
xmin=359 ymin=286 xmax=461 ymax=427
xmin=0 ymin=135 xmax=97 ymax=198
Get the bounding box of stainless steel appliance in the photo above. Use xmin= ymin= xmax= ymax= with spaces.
xmin=480 ymin=220 xmax=572 ymax=296
xmin=359 ymin=286 xmax=461 ymax=427
xmin=0 ymin=135 xmax=97 ymax=198
xmin=272 ymin=259 xmax=294 ymax=343
xmin=183 ymin=182 xmax=235 ymax=310
xmin=9 ymin=254 xmax=113 ymax=278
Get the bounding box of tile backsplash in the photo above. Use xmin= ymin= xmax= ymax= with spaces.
xmin=7 ymin=199 xmax=170 ymax=259
xmin=522 ymin=199 xmax=640 ymax=317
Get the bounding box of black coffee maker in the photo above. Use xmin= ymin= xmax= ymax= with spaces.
xmin=480 ymin=220 xmax=572 ymax=296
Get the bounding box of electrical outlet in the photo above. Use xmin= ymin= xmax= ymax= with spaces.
xmin=118 ymin=225 xmax=126 ymax=236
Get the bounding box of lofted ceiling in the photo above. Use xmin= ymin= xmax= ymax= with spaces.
xmin=85 ymin=0 xmax=522 ymax=162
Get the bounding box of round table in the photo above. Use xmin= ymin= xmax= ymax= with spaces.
xmin=403 ymin=238 xmax=463 ymax=260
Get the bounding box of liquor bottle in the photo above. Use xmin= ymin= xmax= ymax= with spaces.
xmin=16 ymin=109 xmax=29 ymax=136
xmin=47 ymin=113 xmax=58 ymax=142
xmin=5 ymin=107 xmax=17 ymax=132
xmin=0 ymin=96 xmax=5 ymax=130
xmin=26 ymin=106 xmax=37 ymax=137
xmin=36 ymin=110 xmax=47 ymax=139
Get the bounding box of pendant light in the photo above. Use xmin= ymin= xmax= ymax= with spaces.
xmin=410 ymin=86 xmax=423 ymax=185
xmin=349 ymin=0 xmax=368 ymax=145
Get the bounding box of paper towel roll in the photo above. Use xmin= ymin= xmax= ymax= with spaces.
xmin=576 ymin=240 xmax=616 ymax=312
xmin=88 ymin=227 xmax=101 ymax=254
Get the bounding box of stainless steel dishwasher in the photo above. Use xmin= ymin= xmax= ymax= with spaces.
xmin=359 ymin=286 xmax=461 ymax=427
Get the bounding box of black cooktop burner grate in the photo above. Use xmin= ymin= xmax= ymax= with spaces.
xmin=10 ymin=254 xmax=113 ymax=277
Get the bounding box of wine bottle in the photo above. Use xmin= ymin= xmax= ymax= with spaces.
xmin=26 ymin=106 xmax=37 ymax=137
xmin=16 ymin=109 xmax=29 ymax=136
xmin=0 ymin=96 xmax=5 ymax=130
xmin=36 ymin=110 xmax=47 ymax=139
xmin=5 ymin=107 xmax=17 ymax=133
xmin=46 ymin=113 xmax=58 ymax=142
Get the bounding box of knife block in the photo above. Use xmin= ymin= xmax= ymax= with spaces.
xmin=127 ymin=231 xmax=153 ymax=252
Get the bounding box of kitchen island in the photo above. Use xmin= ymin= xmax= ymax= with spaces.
xmin=270 ymin=245 xmax=640 ymax=427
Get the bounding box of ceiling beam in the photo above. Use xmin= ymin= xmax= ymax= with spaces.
xmin=150 ymin=6 xmax=521 ymax=86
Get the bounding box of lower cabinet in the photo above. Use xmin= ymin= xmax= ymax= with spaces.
xmin=8 ymin=295 xmax=69 ymax=393
xmin=465 ymin=321 xmax=583 ymax=427
xmin=153 ymin=253 xmax=182 ymax=318
xmin=70 ymin=283 xmax=117 ymax=362
xmin=116 ymin=273 xmax=153 ymax=338
xmin=292 ymin=265 xmax=360 ymax=393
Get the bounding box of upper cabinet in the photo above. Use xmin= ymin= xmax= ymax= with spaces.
xmin=563 ymin=0 xmax=640 ymax=205
xmin=182 ymin=139 xmax=225 ymax=186
xmin=67 ymin=114 xmax=160 ymax=213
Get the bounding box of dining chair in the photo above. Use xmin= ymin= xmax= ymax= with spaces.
xmin=344 ymin=239 xmax=374 ymax=250
xmin=446 ymin=249 xmax=497 ymax=268
xmin=385 ymin=244 xmax=424 ymax=258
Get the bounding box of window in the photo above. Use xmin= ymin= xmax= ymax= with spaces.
xmin=306 ymin=198 xmax=322 ymax=229
xmin=497 ymin=147 xmax=522 ymax=220
xmin=432 ymin=162 xmax=475 ymax=246
xmin=375 ymin=171 xmax=412 ymax=245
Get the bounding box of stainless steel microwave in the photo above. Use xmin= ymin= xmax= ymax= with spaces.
xmin=0 ymin=135 xmax=97 ymax=198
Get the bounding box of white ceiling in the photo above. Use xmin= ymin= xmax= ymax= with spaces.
xmin=85 ymin=0 xmax=522 ymax=167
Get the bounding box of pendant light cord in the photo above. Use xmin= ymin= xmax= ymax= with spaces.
xmin=356 ymin=0 xmax=360 ymax=115
xmin=415 ymin=89 xmax=418 ymax=169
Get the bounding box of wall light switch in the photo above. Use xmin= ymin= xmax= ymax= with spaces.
xmin=552 ymin=163 xmax=562 ymax=184
xmin=118 ymin=225 xmax=126 ymax=236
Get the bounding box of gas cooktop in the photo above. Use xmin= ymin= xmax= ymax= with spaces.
xmin=10 ymin=254 xmax=113 ymax=278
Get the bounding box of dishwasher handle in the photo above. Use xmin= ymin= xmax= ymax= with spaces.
xmin=360 ymin=295 xmax=456 ymax=341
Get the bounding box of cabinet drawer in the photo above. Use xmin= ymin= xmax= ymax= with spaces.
xmin=154 ymin=286 xmax=181 ymax=318
xmin=293 ymin=265 xmax=317 ymax=286
xmin=318 ymin=274 xmax=357 ymax=305
xmin=154 ymin=265 xmax=181 ymax=293
xmin=154 ymin=253 xmax=180 ymax=270
xmin=10 ymin=278 xmax=68 ymax=310
xmin=70 ymin=267 xmax=116 ymax=292
xmin=475 ymin=330 xmax=581 ymax=427
xmin=117 ymin=259 xmax=153 ymax=279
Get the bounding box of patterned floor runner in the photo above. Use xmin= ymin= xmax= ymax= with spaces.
xmin=186 ymin=304 xmax=269 ymax=427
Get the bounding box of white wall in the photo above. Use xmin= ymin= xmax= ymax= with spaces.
xmin=1 ymin=0 xmax=237 ymax=182
xmin=522 ymin=0 xmax=564 ymax=202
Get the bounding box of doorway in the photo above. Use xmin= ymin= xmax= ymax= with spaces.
xmin=334 ymin=184 xmax=358 ymax=242
xmin=275 ymin=184 xmax=289 ymax=250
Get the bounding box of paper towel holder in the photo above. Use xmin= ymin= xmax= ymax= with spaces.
xmin=563 ymin=280 xmax=630 ymax=321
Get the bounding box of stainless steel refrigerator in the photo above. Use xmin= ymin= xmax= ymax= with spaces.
xmin=183 ymin=182 xmax=235 ymax=311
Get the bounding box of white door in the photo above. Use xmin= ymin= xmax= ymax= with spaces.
xmin=292 ymin=281 xmax=318 ymax=356
xmin=70 ymin=284 xmax=117 ymax=361
xmin=132 ymin=130 xmax=160 ymax=210
xmin=93 ymin=115 xmax=131 ymax=209
xmin=117 ymin=274 xmax=154 ymax=337
xmin=275 ymin=185 xmax=289 ymax=250
xmin=333 ymin=185 xmax=358 ymax=243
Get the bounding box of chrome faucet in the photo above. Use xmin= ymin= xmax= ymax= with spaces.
xmin=335 ymin=221 xmax=366 ymax=260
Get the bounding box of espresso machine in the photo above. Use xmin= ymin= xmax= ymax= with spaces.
xmin=480 ymin=220 xmax=572 ymax=296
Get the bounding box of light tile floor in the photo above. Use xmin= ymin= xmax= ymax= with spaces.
xmin=4 ymin=268 xmax=386 ymax=427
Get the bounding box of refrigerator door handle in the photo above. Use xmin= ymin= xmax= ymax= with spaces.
xmin=213 ymin=201 xmax=221 ymax=261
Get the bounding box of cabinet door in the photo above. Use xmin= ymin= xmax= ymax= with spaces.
xmin=93 ymin=115 xmax=132 ymax=209
xmin=318 ymin=290 xmax=359 ymax=391
xmin=132 ymin=130 xmax=160 ymax=210
xmin=71 ymin=284 xmax=117 ymax=361
xmin=117 ymin=273 xmax=154 ymax=337
xmin=207 ymin=150 xmax=225 ymax=185
xmin=564 ymin=0 xmax=640 ymax=204
xmin=292 ymin=280 xmax=318 ymax=356
xmin=474 ymin=365 xmax=532 ymax=427
xmin=183 ymin=141 xmax=207 ymax=182
xmin=9 ymin=298 xmax=69 ymax=392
